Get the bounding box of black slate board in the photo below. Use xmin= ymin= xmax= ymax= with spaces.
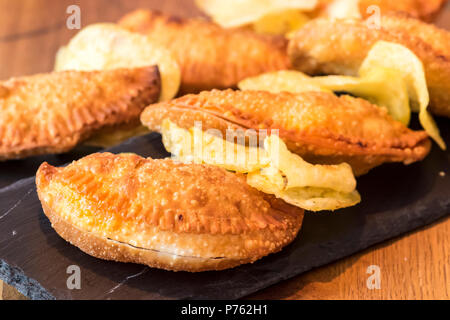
xmin=0 ymin=119 xmax=449 ymax=300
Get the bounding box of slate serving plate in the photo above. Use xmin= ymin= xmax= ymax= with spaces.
xmin=0 ymin=118 xmax=449 ymax=300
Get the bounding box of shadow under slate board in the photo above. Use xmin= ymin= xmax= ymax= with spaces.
xmin=0 ymin=118 xmax=450 ymax=300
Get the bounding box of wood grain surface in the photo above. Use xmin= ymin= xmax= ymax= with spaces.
xmin=0 ymin=0 xmax=449 ymax=300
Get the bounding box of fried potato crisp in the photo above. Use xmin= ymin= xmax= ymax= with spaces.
xmin=55 ymin=23 xmax=180 ymax=102
xmin=252 ymin=9 xmax=311 ymax=35
xmin=195 ymin=0 xmax=317 ymax=28
xmin=359 ymin=41 xmax=445 ymax=149
xmin=161 ymin=119 xmax=360 ymax=212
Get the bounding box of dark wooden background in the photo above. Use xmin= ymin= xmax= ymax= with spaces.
xmin=0 ymin=0 xmax=449 ymax=300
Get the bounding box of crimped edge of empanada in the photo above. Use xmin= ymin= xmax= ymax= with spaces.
xmin=36 ymin=158 xmax=304 ymax=272
xmin=0 ymin=66 xmax=161 ymax=161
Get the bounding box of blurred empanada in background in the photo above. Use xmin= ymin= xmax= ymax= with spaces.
xmin=0 ymin=66 xmax=160 ymax=160
xmin=288 ymin=13 xmax=450 ymax=118
xmin=316 ymin=0 xmax=448 ymax=22
xmin=141 ymin=89 xmax=431 ymax=176
xmin=118 ymin=10 xmax=290 ymax=93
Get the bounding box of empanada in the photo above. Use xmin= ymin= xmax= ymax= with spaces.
xmin=288 ymin=14 xmax=450 ymax=118
xmin=36 ymin=153 xmax=304 ymax=272
xmin=0 ymin=66 xmax=160 ymax=160
xmin=141 ymin=89 xmax=431 ymax=176
xmin=118 ymin=10 xmax=290 ymax=93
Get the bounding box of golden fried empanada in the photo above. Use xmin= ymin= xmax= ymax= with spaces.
xmin=288 ymin=15 xmax=450 ymax=118
xmin=118 ymin=10 xmax=290 ymax=93
xmin=141 ymin=90 xmax=431 ymax=176
xmin=0 ymin=66 xmax=160 ymax=160
xmin=316 ymin=0 xmax=447 ymax=22
xmin=36 ymin=153 xmax=304 ymax=272
xmin=375 ymin=12 xmax=450 ymax=55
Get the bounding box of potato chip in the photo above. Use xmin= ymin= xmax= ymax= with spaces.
xmin=246 ymin=135 xmax=361 ymax=212
xmin=161 ymin=119 xmax=361 ymax=212
xmin=161 ymin=118 xmax=269 ymax=172
xmin=238 ymin=70 xmax=331 ymax=93
xmin=54 ymin=46 xmax=70 ymax=72
xmin=360 ymin=41 xmax=445 ymax=149
xmin=252 ymin=9 xmax=310 ymax=35
xmin=313 ymin=68 xmax=411 ymax=125
xmin=54 ymin=23 xmax=180 ymax=102
xmin=278 ymin=187 xmax=361 ymax=212
xmin=195 ymin=0 xmax=318 ymax=28
xmin=247 ymin=172 xmax=361 ymax=212
xmin=360 ymin=41 xmax=425 ymax=111
xmin=325 ymin=0 xmax=362 ymax=20
xmin=264 ymin=135 xmax=356 ymax=193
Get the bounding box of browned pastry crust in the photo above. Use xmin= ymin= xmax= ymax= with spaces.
xmin=316 ymin=0 xmax=448 ymax=22
xmin=36 ymin=153 xmax=304 ymax=272
xmin=288 ymin=14 xmax=450 ymax=118
xmin=141 ymin=89 xmax=431 ymax=176
xmin=0 ymin=67 xmax=160 ymax=160
xmin=377 ymin=12 xmax=450 ymax=55
xmin=118 ymin=10 xmax=290 ymax=93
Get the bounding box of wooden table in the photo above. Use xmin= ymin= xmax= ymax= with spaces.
xmin=0 ymin=0 xmax=449 ymax=300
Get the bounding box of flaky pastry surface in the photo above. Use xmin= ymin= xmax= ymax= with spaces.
xmin=0 ymin=67 xmax=160 ymax=160
xmin=288 ymin=14 xmax=450 ymax=118
xmin=141 ymin=89 xmax=431 ymax=176
xmin=118 ymin=10 xmax=290 ymax=93
xmin=36 ymin=153 xmax=304 ymax=272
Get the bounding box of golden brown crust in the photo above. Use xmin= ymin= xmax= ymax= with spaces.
xmin=288 ymin=15 xmax=450 ymax=118
xmin=378 ymin=12 xmax=450 ymax=56
xmin=359 ymin=0 xmax=447 ymax=21
xmin=118 ymin=10 xmax=290 ymax=93
xmin=316 ymin=0 xmax=448 ymax=21
xmin=36 ymin=153 xmax=304 ymax=272
xmin=0 ymin=67 xmax=160 ymax=160
xmin=141 ymin=89 xmax=431 ymax=176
